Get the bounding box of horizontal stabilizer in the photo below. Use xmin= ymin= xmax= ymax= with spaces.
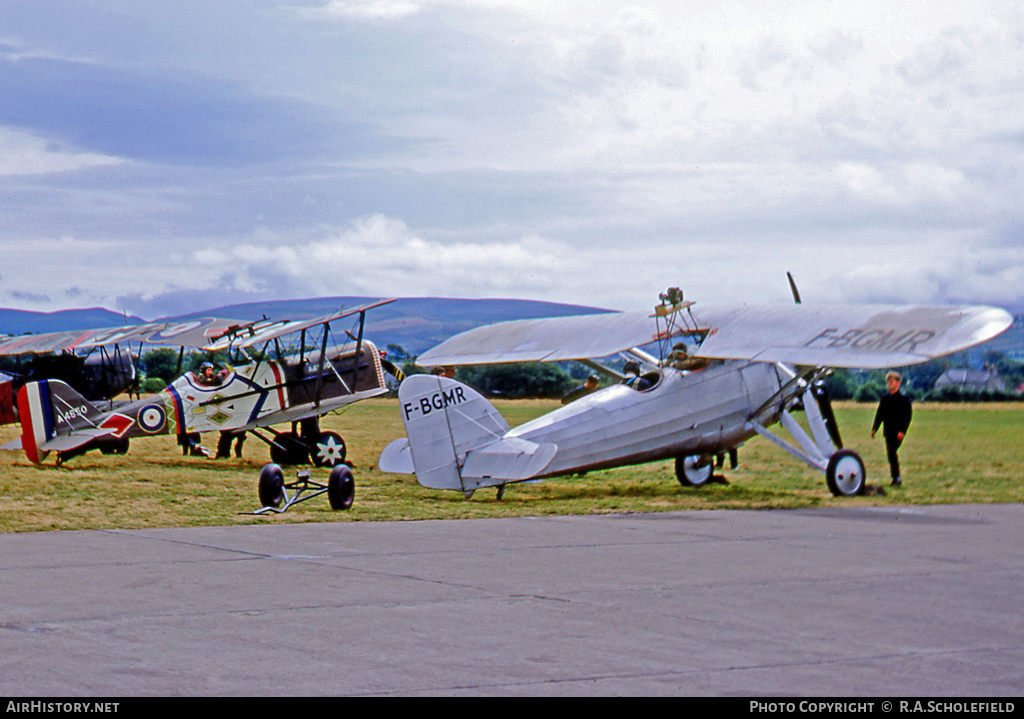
xmin=378 ymin=438 xmax=413 ymax=474
xmin=461 ymin=437 xmax=557 ymax=482
xmin=41 ymin=428 xmax=115 ymax=452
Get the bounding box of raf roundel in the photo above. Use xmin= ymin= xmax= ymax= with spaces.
xmin=139 ymin=405 xmax=167 ymax=433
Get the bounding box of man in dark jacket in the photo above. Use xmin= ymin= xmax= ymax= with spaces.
xmin=872 ymin=371 xmax=913 ymax=486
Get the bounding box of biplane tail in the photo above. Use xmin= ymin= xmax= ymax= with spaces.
xmin=17 ymin=380 xmax=109 ymax=463
xmin=0 ymin=374 xmax=17 ymax=425
xmin=383 ymin=374 xmax=555 ymax=494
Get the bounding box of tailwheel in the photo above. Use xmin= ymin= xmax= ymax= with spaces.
xmin=327 ymin=464 xmax=355 ymax=510
xmin=258 ymin=463 xmax=286 ymax=508
xmin=675 ymin=454 xmax=713 ymax=487
xmin=826 ymin=449 xmax=866 ymax=497
xmin=310 ymin=431 xmax=347 ymax=468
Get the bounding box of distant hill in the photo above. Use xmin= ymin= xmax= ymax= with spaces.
xmin=0 ymin=307 xmax=146 ymax=336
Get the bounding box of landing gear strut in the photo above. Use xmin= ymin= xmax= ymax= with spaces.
xmin=748 ymin=368 xmax=866 ymax=497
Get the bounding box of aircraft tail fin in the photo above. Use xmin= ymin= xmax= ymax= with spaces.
xmin=17 ymin=380 xmax=105 ymax=463
xmin=395 ymin=374 xmax=555 ymax=492
xmin=0 ymin=375 xmax=16 ymax=425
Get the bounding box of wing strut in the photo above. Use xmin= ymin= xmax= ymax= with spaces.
xmin=313 ymin=323 xmax=330 ymax=408
xmin=351 ymin=309 xmax=367 ymax=398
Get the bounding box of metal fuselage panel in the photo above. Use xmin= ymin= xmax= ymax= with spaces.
xmin=509 ymin=361 xmax=784 ymax=477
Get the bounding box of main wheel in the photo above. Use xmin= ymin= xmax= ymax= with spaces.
xmin=310 ymin=431 xmax=347 ymax=468
xmin=258 ymin=463 xmax=286 ymax=508
xmin=675 ymin=455 xmax=713 ymax=487
xmin=327 ymin=464 xmax=355 ymax=510
xmin=826 ymin=449 xmax=866 ymax=497
xmin=270 ymin=432 xmax=309 ymax=466
xmin=99 ymin=437 xmax=130 ymax=455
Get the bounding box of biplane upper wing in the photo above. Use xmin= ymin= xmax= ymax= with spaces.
xmin=418 ymin=303 xmax=1013 ymax=370
xmin=0 ymin=317 xmax=248 ymax=355
xmin=203 ymin=299 xmax=396 ymax=351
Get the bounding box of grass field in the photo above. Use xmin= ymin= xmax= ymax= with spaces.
xmin=0 ymin=398 xmax=1022 ymax=533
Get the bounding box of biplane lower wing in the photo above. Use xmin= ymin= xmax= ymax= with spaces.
xmin=234 ymin=386 xmax=389 ymax=431
xmin=418 ymin=303 xmax=1013 ymax=370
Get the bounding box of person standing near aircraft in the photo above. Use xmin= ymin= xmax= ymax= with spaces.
xmin=871 ymin=371 xmax=913 ymax=486
xmin=215 ymin=430 xmax=246 ymax=459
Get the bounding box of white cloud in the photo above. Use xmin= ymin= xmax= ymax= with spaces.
xmin=292 ymin=0 xmax=423 ymax=21
xmin=0 ymin=127 xmax=123 ymax=177
xmin=1 ymin=1 xmax=1023 ymax=318
xmin=188 ymin=214 xmax=577 ymax=300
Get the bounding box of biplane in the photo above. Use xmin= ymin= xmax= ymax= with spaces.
xmin=0 ymin=317 xmax=240 ymax=427
xmin=379 ymin=289 xmax=1012 ymax=498
xmin=8 ymin=300 xmax=396 ymax=468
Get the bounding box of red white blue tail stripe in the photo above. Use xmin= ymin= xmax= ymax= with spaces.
xmin=17 ymin=381 xmax=55 ymax=464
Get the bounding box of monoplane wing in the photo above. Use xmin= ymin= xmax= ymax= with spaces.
xmin=204 ymin=299 xmax=396 ymax=351
xmin=690 ymin=303 xmax=1013 ymax=369
xmin=418 ymin=310 xmax=666 ymax=366
xmin=417 ymin=302 xmax=1012 ymax=370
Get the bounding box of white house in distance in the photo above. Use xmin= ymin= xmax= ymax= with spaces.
xmin=933 ymin=367 xmax=1007 ymax=393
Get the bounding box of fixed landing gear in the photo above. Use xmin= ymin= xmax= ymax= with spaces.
xmin=675 ymin=455 xmax=713 ymax=487
xmin=269 ymin=431 xmax=310 ymax=466
xmin=825 ymin=449 xmax=866 ymax=497
xmin=675 ymin=449 xmax=737 ymax=487
xmin=310 ymin=431 xmax=346 ymax=468
xmin=263 ymin=420 xmax=347 ymax=468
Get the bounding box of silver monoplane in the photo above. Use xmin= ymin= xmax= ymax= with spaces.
xmin=379 ymin=290 xmax=1012 ymax=498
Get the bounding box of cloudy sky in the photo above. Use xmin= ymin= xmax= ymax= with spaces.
xmin=2 ymin=0 xmax=1023 ymax=318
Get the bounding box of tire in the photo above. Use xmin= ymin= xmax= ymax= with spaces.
xmin=675 ymin=455 xmax=713 ymax=487
xmin=99 ymin=437 xmax=130 ymax=455
xmin=327 ymin=464 xmax=355 ymax=510
xmin=826 ymin=449 xmax=866 ymax=497
xmin=269 ymin=432 xmax=309 ymax=466
xmin=309 ymin=432 xmax=347 ymax=468
xmin=258 ymin=463 xmax=286 ymax=508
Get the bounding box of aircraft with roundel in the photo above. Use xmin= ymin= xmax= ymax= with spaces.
xmin=5 ymin=300 xmax=397 ymax=471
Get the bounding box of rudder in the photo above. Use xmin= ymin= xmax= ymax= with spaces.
xmin=397 ymin=375 xmax=510 ymax=491
xmin=18 ymin=380 xmax=103 ymax=463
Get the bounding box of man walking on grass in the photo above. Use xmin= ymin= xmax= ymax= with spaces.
xmin=871 ymin=371 xmax=913 ymax=487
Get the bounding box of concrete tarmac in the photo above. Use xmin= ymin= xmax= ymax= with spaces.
xmin=1 ymin=504 xmax=1022 ymax=697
